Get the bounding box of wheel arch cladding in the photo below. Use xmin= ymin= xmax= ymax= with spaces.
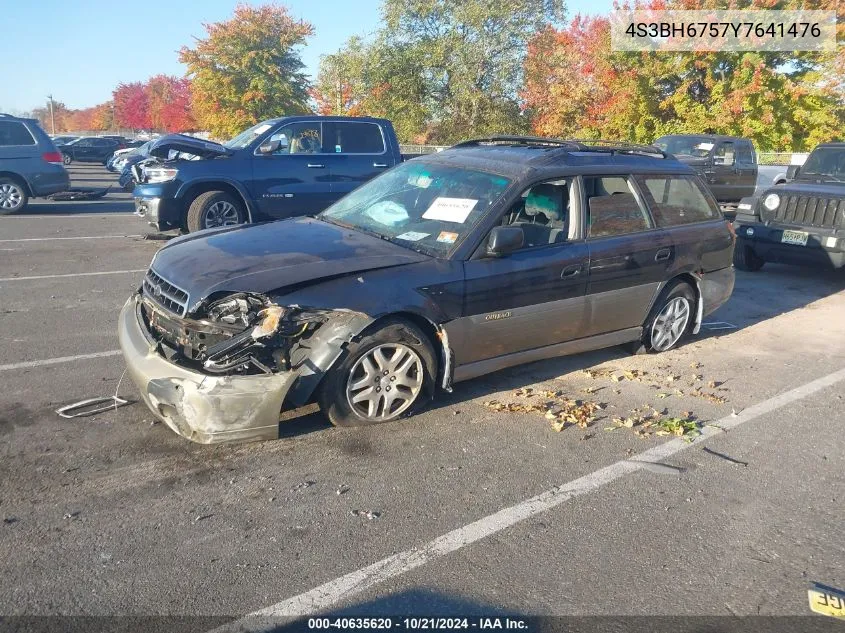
xmin=667 ymin=272 xmax=702 ymax=334
xmin=285 ymin=310 xmax=450 ymax=409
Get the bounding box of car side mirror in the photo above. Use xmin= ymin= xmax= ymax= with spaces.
xmin=258 ymin=139 xmax=282 ymax=154
xmin=786 ymin=165 xmax=800 ymax=180
xmin=487 ymin=226 xmax=524 ymax=257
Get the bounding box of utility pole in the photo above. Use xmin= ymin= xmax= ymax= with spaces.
xmin=46 ymin=94 xmax=55 ymax=134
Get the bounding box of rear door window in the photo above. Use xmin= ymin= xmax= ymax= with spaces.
xmin=583 ymin=175 xmax=652 ymax=238
xmin=0 ymin=121 xmax=36 ymax=146
xmin=737 ymin=142 xmax=755 ymax=165
xmin=329 ymin=122 xmax=385 ymax=154
xmin=635 ymin=175 xmax=720 ymax=227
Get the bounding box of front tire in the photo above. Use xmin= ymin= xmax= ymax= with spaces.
xmin=317 ymin=319 xmax=438 ymax=427
xmin=0 ymin=177 xmax=28 ymax=215
xmin=733 ymin=240 xmax=765 ymax=272
xmin=186 ymin=191 xmax=246 ymax=232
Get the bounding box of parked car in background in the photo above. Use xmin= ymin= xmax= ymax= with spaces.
xmin=61 ymin=137 xmax=124 ymax=165
xmin=133 ymin=116 xmax=404 ymax=233
xmin=119 ymin=136 xmax=735 ymax=443
xmin=0 ymin=113 xmax=69 ymax=214
xmin=51 ymin=135 xmax=79 ymax=146
xmin=107 ymin=141 xmax=151 ymax=173
xmin=653 ymin=134 xmax=757 ymax=203
xmin=733 ymin=142 xmax=845 ymax=271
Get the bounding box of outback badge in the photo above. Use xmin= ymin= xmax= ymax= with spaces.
xmin=485 ymin=311 xmax=512 ymax=321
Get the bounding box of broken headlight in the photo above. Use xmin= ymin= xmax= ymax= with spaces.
xmin=207 ymin=294 xmax=267 ymax=328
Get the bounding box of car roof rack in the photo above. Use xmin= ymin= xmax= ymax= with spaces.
xmin=453 ymin=136 xmax=587 ymax=150
xmin=453 ymin=135 xmax=668 ymax=158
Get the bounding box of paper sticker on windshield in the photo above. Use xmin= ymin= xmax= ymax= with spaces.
xmin=696 ymin=142 xmax=715 ymax=151
xmin=436 ymin=231 xmax=458 ymax=244
xmin=422 ymin=197 xmax=478 ymax=223
xmin=396 ymin=231 xmax=429 ymax=242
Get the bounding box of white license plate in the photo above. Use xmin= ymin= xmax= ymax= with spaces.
xmin=781 ymin=230 xmax=809 ymax=246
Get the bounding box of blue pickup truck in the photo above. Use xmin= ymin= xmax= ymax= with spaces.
xmin=133 ymin=116 xmax=405 ymax=233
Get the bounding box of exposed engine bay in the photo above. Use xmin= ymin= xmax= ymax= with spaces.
xmin=140 ymin=291 xmax=339 ymax=377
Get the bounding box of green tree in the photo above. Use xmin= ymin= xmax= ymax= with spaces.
xmin=179 ymin=3 xmax=314 ymax=138
xmin=315 ymin=0 xmax=565 ymax=143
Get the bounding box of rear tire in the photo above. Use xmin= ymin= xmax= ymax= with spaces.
xmin=628 ymin=281 xmax=695 ymax=355
xmin=0 ymin=177 xmax=28 ymax=215
xmin=62 ymin=153 xmax=72 ymax=165
xmin=186 ymin=191 xmax=246 ymax=232
xmin=317 ymin=318 xmax=437 ymax=427
xmin=733 ymin=240 xmax=765 ymax=272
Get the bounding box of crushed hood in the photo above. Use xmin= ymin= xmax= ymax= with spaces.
xmin=148 ymin=134 xmax=232 ymax=160
xmin=151 ymin=218 xmax=430 ymax=311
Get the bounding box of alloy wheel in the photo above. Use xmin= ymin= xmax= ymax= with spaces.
xmin=346 ymin=343 xmax=424 ymax=421
xmin=202 ymin=201 xmax=240 ymax=228
xmin=650 ymin=296 xmax=690 ymax=352
xmin=0 ymin=183 xmax=23 ymax=211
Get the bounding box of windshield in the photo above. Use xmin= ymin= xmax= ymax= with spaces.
xmin=318 ymin=161 xmax=511 ymax=257
xmin=797 ymin=147 xmax=845 ymax=182
xmin=224 ymin=121 xmax=274 ymax=149
xmin=654 ymin=136 xmax=715 ymax=158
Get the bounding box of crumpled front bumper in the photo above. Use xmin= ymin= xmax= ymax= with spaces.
xmin=118 ymin=296 xmax=297 ymax=444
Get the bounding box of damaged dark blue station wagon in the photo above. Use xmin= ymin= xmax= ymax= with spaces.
xmin=119 ymin=137 xmax=736 ymax=443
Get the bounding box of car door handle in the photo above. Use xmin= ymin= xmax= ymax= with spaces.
xmin=561 ymin=264 xmax=581 ymax=278
xmin=655 ymin=248 xmax=672 ymax=262
xmin=307 ymin=163 xmax=325 ymax=168
xmin=373 ymin=163 xmax=388 ymax=168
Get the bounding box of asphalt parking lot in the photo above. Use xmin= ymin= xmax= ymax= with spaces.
xmin=1 ymin=164 xmax=844 ymax=625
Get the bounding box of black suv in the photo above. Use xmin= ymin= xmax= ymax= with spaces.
xmin=119 ymin=137 xmax=736 ymax=443
xmin=0 ymin=113 xmax=69 ymax=213
xmin=654 ymin=134 xmax=758 ymax=203
xmin=60 ymin=137 xmax=124 ymax=165
xmin=733 ymin=142 xmax=845 ymax=271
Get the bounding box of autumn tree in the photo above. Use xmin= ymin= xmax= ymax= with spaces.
xmin=522 ymin=0 xmax=844 ymax=151
xmin=315 ymin=0 xmax=565 ymax=143
xmin=146 ymin=75 xmax=197 ymax=132
xmin=180 ymin=3 xmax=313 ymax=138
xmin=113 ymin=82 xmax=151 ymax=130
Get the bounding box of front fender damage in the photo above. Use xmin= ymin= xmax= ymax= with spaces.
xmin=120 ymin=294 xmax=374 ymax=443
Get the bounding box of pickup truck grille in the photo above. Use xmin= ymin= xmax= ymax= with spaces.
xmin=143 ymin=268 xmax=189 ymax=316
xmin=766 ymin=195 xmax=845 ymax=229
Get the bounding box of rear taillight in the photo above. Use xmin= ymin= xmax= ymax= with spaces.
xmin=42 ymin=152 xmax=63 ymax=165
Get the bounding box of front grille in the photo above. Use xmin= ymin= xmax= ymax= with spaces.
xmin=766 ymin=195 xmax=845 ymax=229
xmin=143 ymin=268 xmax=189 ymax=316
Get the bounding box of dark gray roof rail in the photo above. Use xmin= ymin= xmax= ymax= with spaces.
xmin=453 ymin=135 xmax=668 ymax=158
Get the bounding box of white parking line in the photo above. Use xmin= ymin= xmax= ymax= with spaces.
xmin=0 ymin=235 xmax=142 ymax=243
xmin=212 ymin=366 xmax=845 ymax=630
xmin=0 ymin=350 xmax=122 ymax=372
xmin=0 ymin=269 xmax=145 ymax=282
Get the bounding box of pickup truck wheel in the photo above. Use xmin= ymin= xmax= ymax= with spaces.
xmin=733 ymin=239 xmax=765 ymax=272
xmin=317 ymin=319 xmax=437 ymax=427
xmin=186 ymin=191 xmax=245 ymax=232
xmin=0 ymin=178 xmax=28 ymax=215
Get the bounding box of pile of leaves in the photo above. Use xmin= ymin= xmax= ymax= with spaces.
xmin=605 ymin=406 xmax=702 ymax=443
xmin=483 ymin=388 xmax=603 ymax=432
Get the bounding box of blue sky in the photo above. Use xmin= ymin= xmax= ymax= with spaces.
xmin=4 ymin=0 xmax=613 ymax=113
